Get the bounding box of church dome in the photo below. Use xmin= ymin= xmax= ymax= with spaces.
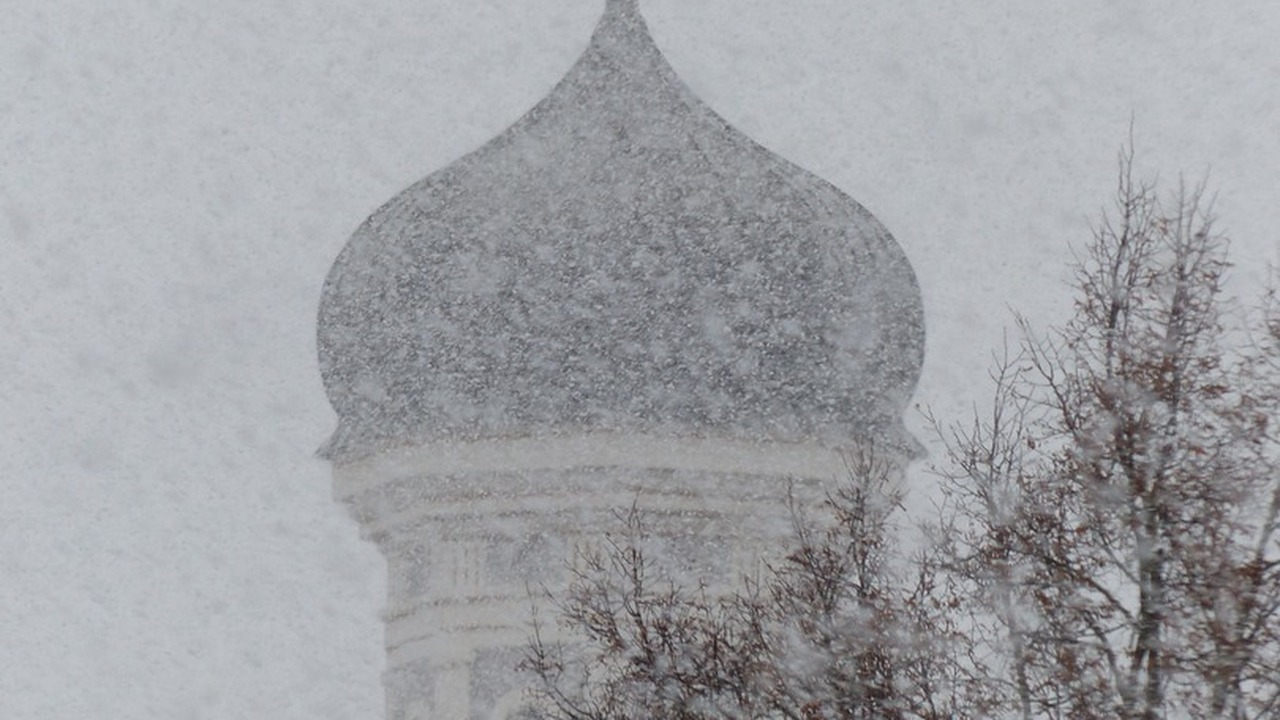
xmin=317 ymin=0 xmax=925 ymax=460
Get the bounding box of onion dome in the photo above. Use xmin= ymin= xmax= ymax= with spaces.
xmin=317 ymin=0 xmax=925 ymax=460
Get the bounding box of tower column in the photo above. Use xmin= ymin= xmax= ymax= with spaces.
xmin=428 ymin=661 xmax=471 ymax=720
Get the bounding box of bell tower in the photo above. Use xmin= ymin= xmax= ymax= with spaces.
xmin=316 ymin=2 xmax=924 ymax=717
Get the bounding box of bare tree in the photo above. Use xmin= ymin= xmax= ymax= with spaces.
xmin=523 ymin=450 xmax=977 ymax=719
xmin=932 ymin=146 xmax=1280 ymax=719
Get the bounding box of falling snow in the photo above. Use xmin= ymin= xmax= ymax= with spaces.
xmin=3 ymin=0 xmax=1278 ymax=718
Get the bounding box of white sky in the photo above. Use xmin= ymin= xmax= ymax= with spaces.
xmin=2 ymin=1 xmax=1277 ymax=717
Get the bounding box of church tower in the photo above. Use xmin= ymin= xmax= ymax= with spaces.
xmin=316 ymin=1 xmax=924 ymax=717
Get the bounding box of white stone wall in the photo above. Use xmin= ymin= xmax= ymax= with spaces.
xmin=333 ymin=434 xmax=858 ymax=719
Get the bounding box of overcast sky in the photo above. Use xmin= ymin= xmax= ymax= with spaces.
xmin=3 ymin=1 xmax=1277 ymax=717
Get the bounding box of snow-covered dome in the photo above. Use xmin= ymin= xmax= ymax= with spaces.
xmin=317 ymin=0 xmax=924 ymax=460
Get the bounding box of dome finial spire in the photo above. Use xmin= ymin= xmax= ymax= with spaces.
xmin=606 ymin=0 xmax=640 ymax=16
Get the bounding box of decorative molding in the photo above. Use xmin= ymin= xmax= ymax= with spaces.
xmin=333 ymin=433 xmax=854 ymax=498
